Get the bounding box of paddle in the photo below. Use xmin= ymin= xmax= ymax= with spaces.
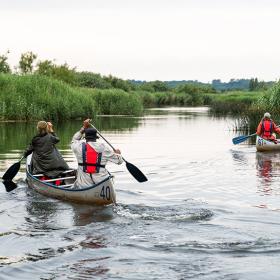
xmin=232 ymin=124 xmax=280 ymax=145
xmin=3 ymin=180 xmax=18 ymax=192
xmin=232 ymin=133 xmax=257 ymax=145
xmin=2 ymin=156 xmax=25 ymax=181
xmin=89 ymin=123 xmax=148 ymax=183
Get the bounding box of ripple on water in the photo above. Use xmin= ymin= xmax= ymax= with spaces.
xmin=154 ymin=238 xmax=280 ymax=255
xmin=114 ymin=203 xmax=214 ymax=222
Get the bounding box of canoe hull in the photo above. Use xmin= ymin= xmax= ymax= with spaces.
xmin=26 ymin=156 xmax=116 ymax=205
xmin=256 ymin=136 xmax=280 ymax=152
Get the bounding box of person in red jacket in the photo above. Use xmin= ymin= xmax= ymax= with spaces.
xmin=256 ymin=112 xmax=280 ymax=143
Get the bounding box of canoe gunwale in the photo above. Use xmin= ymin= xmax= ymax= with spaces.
xmin=256 ymin=135 xmax=280 ymax=152
xmin=26 ymin=167 xmax=113 ymax=192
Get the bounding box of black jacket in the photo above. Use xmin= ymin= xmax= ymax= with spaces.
xmin=25 ymin=132 xmax=69 ymax=177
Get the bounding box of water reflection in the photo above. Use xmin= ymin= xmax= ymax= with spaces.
xmin=71 ymin=204 xmax=114 ymax=226
xmin=0 ymin=117 xmax=141 ymax=154
xmin=256 ymin=152 xmax=280 ymax=195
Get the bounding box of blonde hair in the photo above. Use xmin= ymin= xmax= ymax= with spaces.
xmin=37 ymin=121 xmax=48 ymax=135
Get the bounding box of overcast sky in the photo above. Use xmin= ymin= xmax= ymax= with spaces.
xmin=1 ymin=0 xmax=280 ymax=82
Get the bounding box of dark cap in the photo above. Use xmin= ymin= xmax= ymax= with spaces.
xmin=84 ymin=128 xmax=99 ymax=141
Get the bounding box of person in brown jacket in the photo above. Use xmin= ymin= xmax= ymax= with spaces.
xmin=256 ymin=112 xmax=280 ymax=143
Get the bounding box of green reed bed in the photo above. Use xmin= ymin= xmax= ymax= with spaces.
xmin=0 ymin=74 xmax=143 ymax=121
xmin=209 ymin=91 xmax=262 ymax=115
xmin=137 ymin=91 xmax=212 ymax=107
xmin=245 ymin=82 xmax=280 ymax=130
xmin=84 ymin=88 xmax=143 ymax=116
xmin=0 ymin=74 xmax=95 ymax=120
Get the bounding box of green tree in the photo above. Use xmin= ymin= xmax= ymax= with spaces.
xmin=104 ymin=75 xmax=132 ymax=92
xmin=249 ymin=77 xmax=259 ymax=91
xmin=36 ymin=60 xmax=76 ymax=85
xmin=36 ymin=60 xmax=54 ymax=76
xmin=0 ymin=51 xmax=11 ymax=73
xmin=75 ymin=72 xmax=111 ymax=89
xmin=19 ymin=51 xmax=37 ymax=74
xmin=51 ymin=63 xmax=76 ymax=85
xmin=150 ymin=80 xmax=169 ymax=92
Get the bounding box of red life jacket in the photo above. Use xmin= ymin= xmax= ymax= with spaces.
xmin=80 ymin=143 xmax=103 ymax=174
xmin=261 ymin=120 xmax=273 ymax=138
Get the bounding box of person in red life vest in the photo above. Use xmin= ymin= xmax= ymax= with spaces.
xmin=256 ymin=112 xmax=280 ymax=144
xmin=71 ymin=119 xmax=123 ymax=189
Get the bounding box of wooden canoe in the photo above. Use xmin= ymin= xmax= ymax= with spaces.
xmin=256 ymin=136 xmax=280 ymax=152
xmin=26 ymin=155 xmax=116 ymax=205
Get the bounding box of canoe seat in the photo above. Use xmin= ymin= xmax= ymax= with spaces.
xmin=42 ymin=176 xmax=76 ymax=182
xmin=60 ymin=184 xmax=74 ymax=189
xmin=32 ymin=169 xmax=75 ymax=177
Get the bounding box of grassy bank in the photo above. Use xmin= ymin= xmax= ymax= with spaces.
xmin=0 ymin=73 xmax=269 ymax=123
xmin=209 ymin=91 xmax=262 ymax=115
xmin=0 ymin=74 xmax=143 ymax=120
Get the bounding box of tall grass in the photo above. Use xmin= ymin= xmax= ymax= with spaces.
xmin=84 ymin=88 xmax=143 ymax=115
xmin=209 ymin=91 xmax=261 ymax=115
xmin=137 ymin=91 xmax=212 ymax=107
xmin=0 ymin=74 xmax=143 ymax=120
xmin=246 ymin=81 xmax=280 ymax=131
xmin=0 ymin=74 xmax=95 ymax=120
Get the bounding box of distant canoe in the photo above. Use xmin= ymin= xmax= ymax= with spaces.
xmin=26 ymin=155 xmax=116 ymax=205
xmin=256 ymin=136 xmax=280 ymax=152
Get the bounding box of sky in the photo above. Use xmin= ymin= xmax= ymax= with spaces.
xmin=1 ymin=0 xmax=280 ymax=82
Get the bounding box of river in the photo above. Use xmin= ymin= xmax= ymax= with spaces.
xmin=0 ymin=107 xmax=280 ymax=280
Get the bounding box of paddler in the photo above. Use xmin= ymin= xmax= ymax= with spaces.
xmin=71 ymin=119 xmax=123 ymax=189
xmin=256 ymin=112 xmax=280 ymax=144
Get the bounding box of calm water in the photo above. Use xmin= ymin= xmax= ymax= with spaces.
xmin=1 ymin=107 xmax=280 ymax=280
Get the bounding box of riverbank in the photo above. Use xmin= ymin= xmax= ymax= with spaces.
xmin=0 ymin=73 xmax=275 ymax=126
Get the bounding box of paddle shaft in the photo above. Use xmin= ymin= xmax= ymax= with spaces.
xmin=89 ymin=124 xmax=127 ymax=162
xmin=19 ymin=156 xmax=25 ymax=162
xmin=88 ymin=123 xmax=148 ymax=182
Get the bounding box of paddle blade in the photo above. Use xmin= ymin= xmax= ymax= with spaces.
xmin=3 ymin=180 xmax=18 ymax=192
xmin=232 ymin=135 xmax=250 ymax=145
xmin=125 ymin=161 xmax=148 ymax=183
xmin=2 ymin=161 xmax=21 ymax=181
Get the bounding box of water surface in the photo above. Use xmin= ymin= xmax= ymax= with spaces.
xmin=1 ymin=108 xmax=280 ymax=279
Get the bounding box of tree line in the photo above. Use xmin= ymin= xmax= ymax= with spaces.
xmin=0 ymin=51 xmax=274 ymax=94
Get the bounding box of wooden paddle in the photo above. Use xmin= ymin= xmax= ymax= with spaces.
xmin=89 ymin=124 xmax=148 ymax=183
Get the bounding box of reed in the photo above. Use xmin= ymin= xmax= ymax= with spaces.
xmin=84 ymin=88 xmax=143 ymax=116
xmin=0 ymin=74 xmax=143 ymax=120
xmin=209 ymin=91 xmax=261 ymax=115
xmin=245 ymin=82 xmax=280 ymax=130
xmin=137 ymin=91 xmax=212 ymax=107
